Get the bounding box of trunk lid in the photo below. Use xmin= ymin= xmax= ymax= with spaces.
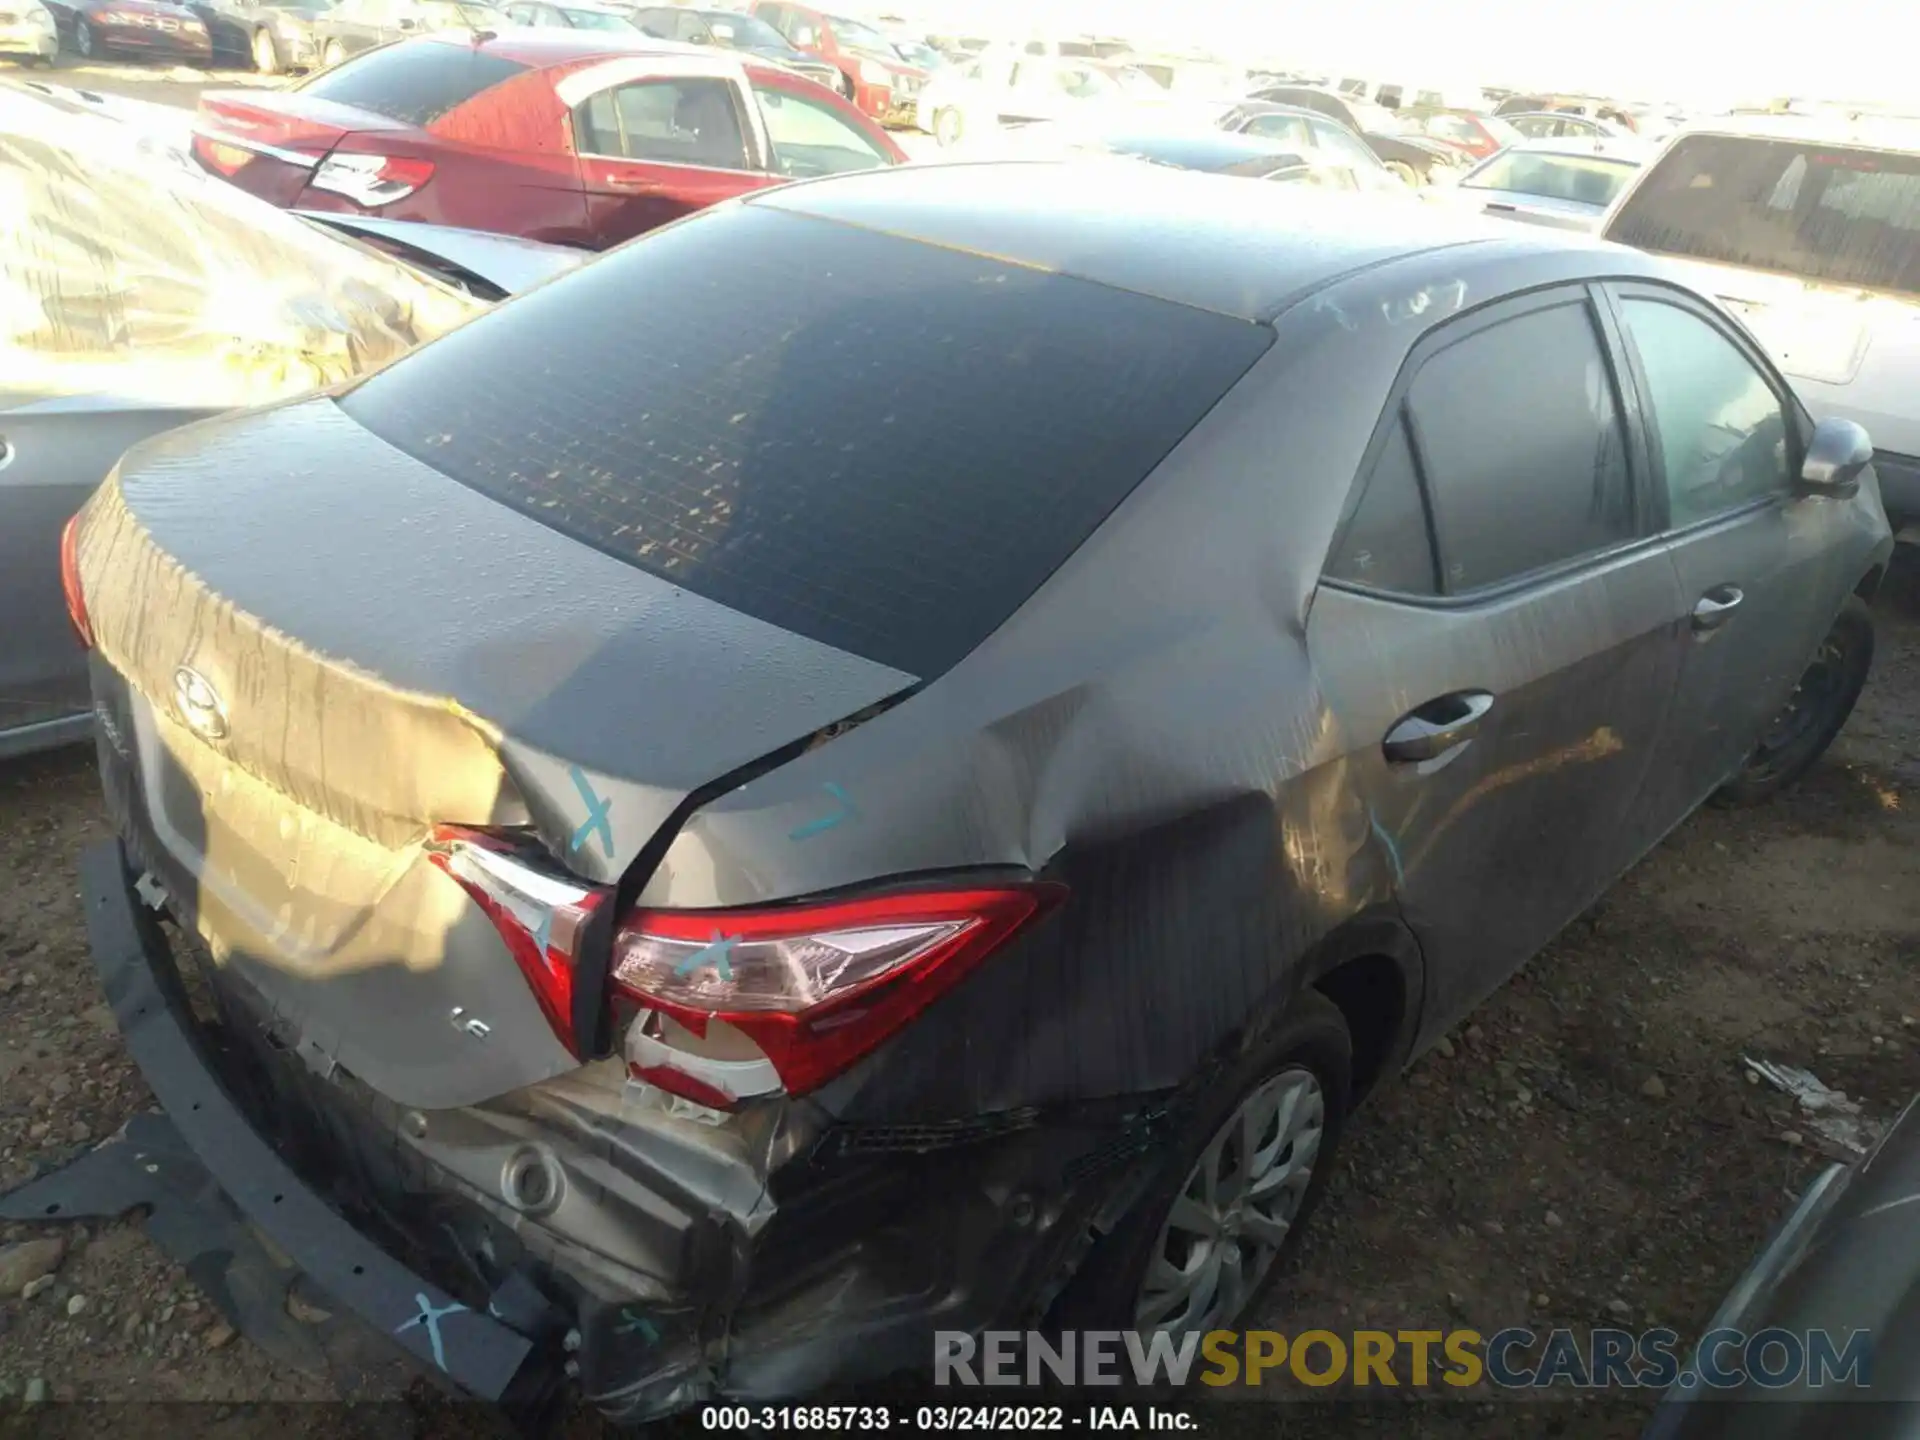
xmin=75 ymin=398 xmax=914 ymax=1108
xmin=193 ymin=90 xmax=416 ymax=205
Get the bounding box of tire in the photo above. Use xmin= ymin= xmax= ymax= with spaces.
xmin=1048 ymin=989 xmax=1351 ymax=1335
xmin=932 ymin=106 xmax=963 ymax=148
xmin=73 ymin=16 xmax=94 ymax=56
xmin=322 ymin=38 xmax=344 ymax=67
xmin=1384 ymin=160 xmax=1420 ymax=187
xmin=252 ymin=26 xmax=279 ymax=74
xmin=1716 ymin=595 xmax=1874 ymax=806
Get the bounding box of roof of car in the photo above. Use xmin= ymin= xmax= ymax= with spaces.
xmin=746 ymin=159 xmax=1593 ymax=322
xmin=1494 ymin=137 xmax=1647 ymax=161
xmin=422 ymin=27 xmax=731 ymax=67
xmin=1229 ymin=99 xmax=1333 ymax=123
xmin=1084 ymin=129 xmax=1307 ymax=171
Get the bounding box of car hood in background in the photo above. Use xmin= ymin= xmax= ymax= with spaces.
xmin=295 ymin=211 xmax=589 ymax=295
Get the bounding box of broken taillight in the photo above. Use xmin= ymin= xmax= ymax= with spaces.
xmin=309 ymin=153 xmax=435 ymax=208
xmin=610 ymin=885 xmax=1061 ymax=1107
xmin=60 ymin=513 xmax=93 ymax=650
xmin=427 ymin=826 xmax=608 ymax=1059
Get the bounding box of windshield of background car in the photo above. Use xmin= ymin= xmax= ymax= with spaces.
xmin=337 ymin=205 xmax=1273 ymax=677
xmin=297 ymin=39 xmax=529 ymax=125
xmin=1607 ymin=134 xmax=1920 ymax=298
xmin=826 ymin=14 xmax=894 ymax=55
xmin=1468 ymin=150 xmax=1636 ymax=204
xmin=709 ymin=12 xmax=786 ymax=46
xmin=564 ymin=7 xmax=631 ymax=30
xmin=423 ymin=1 xmax=504 ymax=25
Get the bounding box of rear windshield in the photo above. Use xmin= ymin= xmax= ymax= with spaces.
xmin=297 ymin=41 xmax=529 ymax=127
xmin=340 ymin=205 xmax=1270 ymax=677
xmin=1608 ymin=134 xmax=1920 ymax=298
xmin=1467 ymin=151 xmax=1637 ymax=205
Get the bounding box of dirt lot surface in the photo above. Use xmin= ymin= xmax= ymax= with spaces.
xmin=2 ymin=561 xmax=1916 ymax=1437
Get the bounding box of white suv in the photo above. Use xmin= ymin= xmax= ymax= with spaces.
xmin=1600 ymin=114 xmax=1920 ymax=538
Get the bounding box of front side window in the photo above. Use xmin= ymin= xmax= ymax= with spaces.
xmin=1620 ymin=298 xmax=1791 ymax=527
xmin=574 ymin=77 xmax=750 ymax=168
xmin=754 ymin=84 xmax=888 ymax=176
xmin=1410 ymin=302 xmax=1636 ymax=591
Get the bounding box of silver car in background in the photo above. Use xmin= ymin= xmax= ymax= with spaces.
xmin=1443 ymin=136 xmax=1646 ymax=230
xmin=0 ymin=82 xmax=582 ymax=760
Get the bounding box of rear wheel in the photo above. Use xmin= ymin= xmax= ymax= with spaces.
xmin=1717 ymin=596 xmax=1874 ymax=805
xmin=1048 ymin=990 xmax=1350 ymax=1335
xmin=932 ymin=105 xmax=963 ymax=148
xmin=73 ymin=16 xmax=94 ymax=56
xmin=1384 ymin=159 xmax=1420 ymax=186
xmin=252 ymin=26 xmax=279 ymax=73
xmin=322 ymin=37 xmax=344 ymax=67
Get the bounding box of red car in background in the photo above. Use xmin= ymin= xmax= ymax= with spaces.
xmin=749 ymin=2 xmax=925 ymax=125
xmin=189 ymin=31 xmax=906 ymax=250
xmin=1401 ymin=106 xmax=1524 ymax=160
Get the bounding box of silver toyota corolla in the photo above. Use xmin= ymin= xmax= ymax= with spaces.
xmin=41 ymin=163 xmax=1895 ymax=1419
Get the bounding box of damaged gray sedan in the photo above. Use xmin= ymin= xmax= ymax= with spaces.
xmin=47 ymin=163 xmax=1894 ymax=1417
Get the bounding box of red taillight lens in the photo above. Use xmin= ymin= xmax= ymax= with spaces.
xmin=428 ymin=827 xmax=609 ymax=1059
xmin=60 ymin=513 xmax=94 ymax=650
xmin=309 ymin=152 xmax=435 ymax=208
xmin=611 ymin=885 xmax=1061 ymax=1103
xmin=191 ymin=132 xmax=253 ymax=177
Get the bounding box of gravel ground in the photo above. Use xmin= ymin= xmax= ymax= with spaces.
xmin=2 ymin=558 xmax=1914 ymax=1435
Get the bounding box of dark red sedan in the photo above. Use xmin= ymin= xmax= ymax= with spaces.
xmin=1402 ymin=106 xmax=1525 ymax=161
xmin=190 ymin=31 xmax=907 ymax=250
xmin=50 ymin=0 xmax=213 ymax=61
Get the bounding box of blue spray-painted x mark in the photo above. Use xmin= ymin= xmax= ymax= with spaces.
xmin=615 ymin=1308 xmax=661 ymax=1344
xmin=1368 ymin=808 xmax=1406 ymax=886
xmin=394 ymin=1292 xmax=469 ymax=1373
xmin=788 ymin=782 xmax=857 ymax=841
xmin=568 ymin=764 xmax=614 ymax=859
xmin=674 ymin=931 xmax=736 ymax=981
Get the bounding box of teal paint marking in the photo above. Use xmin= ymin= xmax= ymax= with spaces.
xmin=616 ymin=1308 xmax=661 ymax=1344
xmin=789 ymin=782 xmax=857 ymax=841
xmin=394 ymin=1293 xmax=468 ymax=1372
xmin=674 ymin=932 xmax=736 ymax=982
xmin=531 ymin=907 xmax=554 ymax=960
xmin=568 ymin=764 xmax=614 ymax=858
xmin=1369 ymin=809 xmax=1406 ymax=885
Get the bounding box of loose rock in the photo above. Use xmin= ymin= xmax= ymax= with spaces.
xmin=205 ymin=1320 xmax=237 ymax=1350
xmin=66 ymin=1293 xmax=87 ymax=1317
xmin=0 ymin=1235 xmax=65 ymax=1294
xmin=1640 ymin=1075 xmax=1668 ymax=1100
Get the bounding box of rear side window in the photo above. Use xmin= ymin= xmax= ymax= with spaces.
xmin=1324 ymin=416 xmax=1436 ymax=594
xmin=575 ymin=78 xmax=750 ymax=168
xmin=1608 ymin=134 xmax=1920 ymax=298
xmin=339 ymin=206 xmax=1271 ymax=677
xmin=1409 ymin=302 xmax=1636 ymax=591
xmin=298 ymin=41 xmax=529 ymax=126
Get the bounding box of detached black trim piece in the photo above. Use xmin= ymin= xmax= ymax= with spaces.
xmin=78 ymin=839 xmax=540 ymax=1402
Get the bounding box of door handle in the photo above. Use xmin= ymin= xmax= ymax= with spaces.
xmin=604 ymin=175 xmax=664 ymax=192
xmin=1691 ymin=585 xmax=1744 ymax=635
xmin=1382 ymin=690 xmax=1495 ymax=765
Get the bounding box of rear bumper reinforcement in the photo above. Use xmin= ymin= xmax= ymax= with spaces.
xmin=63 ymin=838 xmax=545 ymax=1402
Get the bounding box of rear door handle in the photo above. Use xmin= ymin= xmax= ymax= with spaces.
xmin=605 ymin=176 xmax=664 ymax=192
xmin=1691 ymin=585 xmax=1744 ymax=635
xmin=1383 ymin=690 xmax=1495 ymax=765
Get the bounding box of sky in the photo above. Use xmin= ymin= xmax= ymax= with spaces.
xmin=883 ymin=0 xmax=1916 ymax=107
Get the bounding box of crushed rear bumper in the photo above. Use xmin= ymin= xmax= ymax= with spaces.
xmin=69 ymin=838 xmax=550 ymax=1402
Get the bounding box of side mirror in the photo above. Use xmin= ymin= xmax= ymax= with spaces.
xmin=1799 ymin=416 xmax=1873 ymax=498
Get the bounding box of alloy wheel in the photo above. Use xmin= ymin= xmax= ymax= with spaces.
xmin=1133 ymin=1067 xmax=1324 ymax=1335
xmin=75 ymin=18 xmax=93 ymax=55
xmin=252 ymin=26 xmax=278 ymax=73
xmin=323 ymin=38 xmax=344 ymax=66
